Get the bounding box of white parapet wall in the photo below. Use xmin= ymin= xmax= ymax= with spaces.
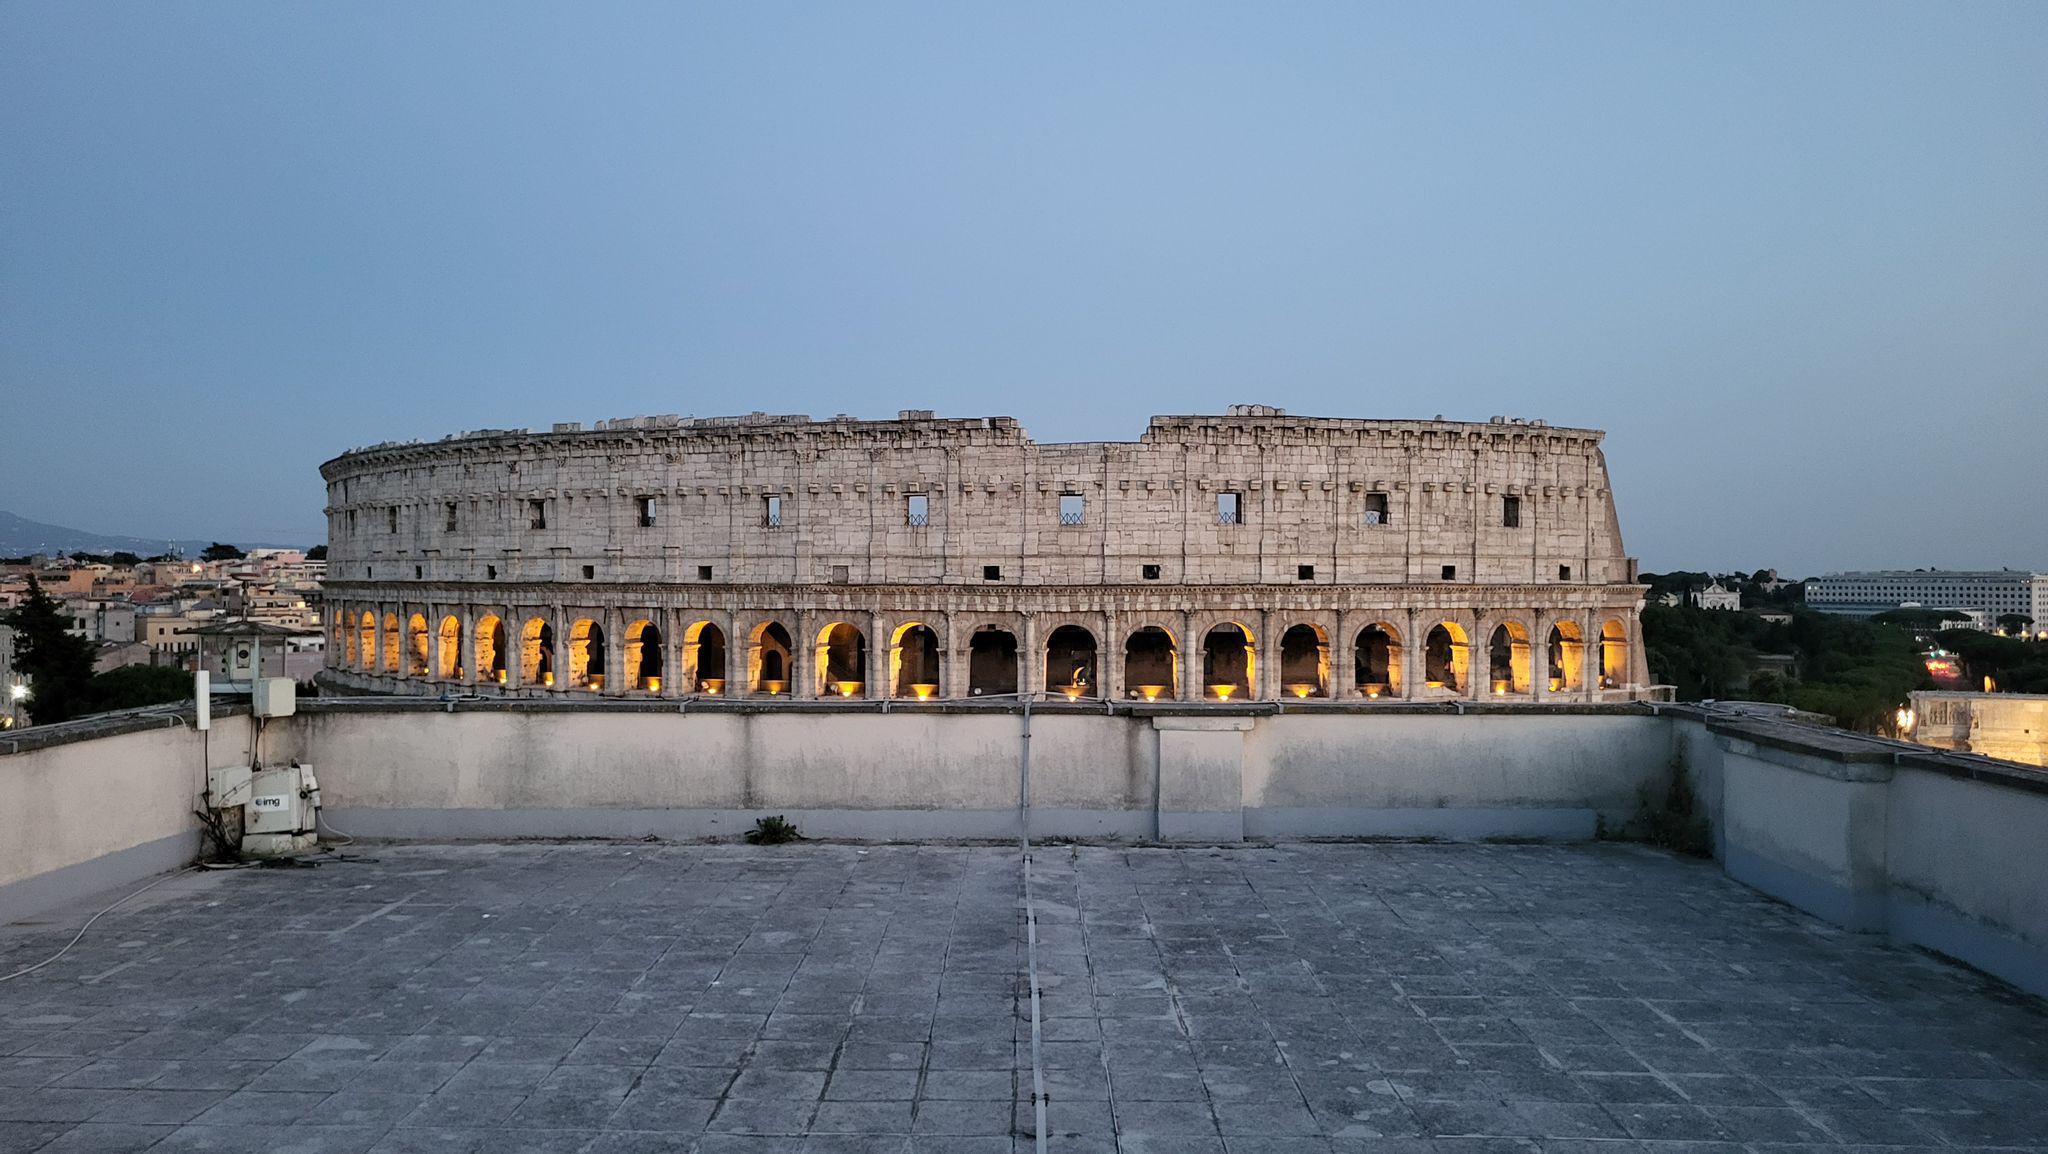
xmin=0 ymin=707 xmax=252 ymax=925
xmin=276 ymin=701 xmax=1671 ymax=843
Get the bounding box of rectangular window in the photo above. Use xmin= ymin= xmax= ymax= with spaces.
xmin=1502 ymin=496 xmax=1521 ymax=528
xmin=763 ymin=495 xmax=782 ymax=528
xmin=1059 ymin=494 xmax=1085 ymax=526
xmin=486 ymin=565 xmax=497 ymax=580
xmin=906 ymin=494 xmax=929 ymax=527
xmin=528 ymin=499 xmax=547 ymax=530
xmin=414 ymin=565 xmax=423 ymax=579
xmin=1441 ymin=564 xmax=1457 ymax=580
xmin=347 ymin=510 xmax=357 ymax=533
xmin=1217 ymin=491 xmax=1242 ymax=525
xmin=1559 ymin=564 xmax=1572 ymax=581
xmin=982 ymin=565 xmax=1001 ymax=581
xmin=387 ymin=507 xmax=399 ymax=533
xmin=1364 ymin=492 xmax=1389 ymax=525
xmin=1297 ymin=564 xmax=1315 ymax=581
xmin=444 ymin=502 xmax=458 ymax=532
xmin=831 ymin=564 xmax=850 ymax=583
xmin=697 ymin=564 xmax=713 ymax=581
xmin=637 ymin=496 xmax=658 ymax=528
xmin=1142 ymin=564 xmax=1161 ymax=581
xmin=581 ymin=564 xmax=595 ymax=580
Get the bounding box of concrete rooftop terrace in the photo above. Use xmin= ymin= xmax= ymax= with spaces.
xmin=2 ymin=842 xmax=2046 ymax=1153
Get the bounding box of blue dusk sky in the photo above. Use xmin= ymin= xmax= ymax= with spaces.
xmin=2 ymin=2 xmax=2043 ymax=574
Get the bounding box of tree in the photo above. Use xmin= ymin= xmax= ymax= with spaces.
xmin=88 ymin=665 xmax=193 ymax=712
xmin=306 ymin=545 xmax=328 ymax=561
xmin=3 ymin=575 xmax=99 ymax=724
xmin=200 ymin=542 xmax=245 ymax=562
xmin=1997 ymin=613 xmax=2034 ymax=634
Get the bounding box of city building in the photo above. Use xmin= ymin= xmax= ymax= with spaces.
xmin=319 ymin=407 xmax=1650 ymax=701
xmin=1806 ymin=570 xmax=2047 ymax=629
xmin=1690 ymin=581 xmax=1741 ymax=611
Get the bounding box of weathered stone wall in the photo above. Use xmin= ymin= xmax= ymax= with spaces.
xmin=319 ymin=408 xmax=1650 ymax=700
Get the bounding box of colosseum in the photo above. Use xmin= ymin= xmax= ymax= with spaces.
xmin=318 ymin=406 xmax=1649 ymax=703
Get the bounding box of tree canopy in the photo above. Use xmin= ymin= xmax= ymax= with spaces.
xmin=4 ymin=575 xmax=100 ymax=724
xmin=200 ymin=542 xmax=246 ymax=561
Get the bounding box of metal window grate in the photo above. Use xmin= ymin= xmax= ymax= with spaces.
xmin=1059 ymin=509 xmax=1084 ymax=526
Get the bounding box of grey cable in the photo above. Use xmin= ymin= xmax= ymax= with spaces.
xmin=0 ymin=867 xmax=197 ymax=984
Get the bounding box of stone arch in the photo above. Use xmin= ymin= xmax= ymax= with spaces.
xmin=890 ymin=622 xmax=941 ymax=699
xmin=968 ymin=625 xmax=1018 ymax=697
xmin=476 ymin=614 xmax=507 ymax=684
xmin=521 ymin=617 xmax=555 ymax=686
xmin=1201 ymin=621 xmax=1256 ymax=701
xmin=1354 ymin=622 xmax=1403 ymax=698
xmin=1123 ymin=625 xmax=1179 ymax=701
xmin=1279 ymin=623 xmax=1329 ymax=698
xmin=683 ymin=620 xmax=729 ymax=694
xmin=625 ymin=619 xmax=663 ymax=691
xmin=1487 ymin=620 xmax=1532 ymax=695
xmin=1424 ymin=622 xmax=1470 ymax=693
xmin=1548 ymin=620 xmax=1585 ymax=692
xmin=406 ymin=613 xmax=430 ymax=677
xmin=567 ymin=619 xmax=606 ymax=689
xmin=1600 ymin=617 xmax=1629 ymax=690
xmin=749 ymin=621 xmax=793 ymax=695
xmin=436 ymin=615 xmax=461 ymax=679
xmin=382 ymin=613 xmax=401 ymax=674
xmin=814 ymin=622 xmax=869 ymax=697
xmin=1044 ymin=624 xmax=1098 ymax=700
xmin=357 ymin=611 xmax=376 ymax=671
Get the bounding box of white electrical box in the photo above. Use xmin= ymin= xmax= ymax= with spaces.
xmin=206 ymin=764 xmax=253 ymax=808
xmin=252 ymin=678 xmax=297 ymax=718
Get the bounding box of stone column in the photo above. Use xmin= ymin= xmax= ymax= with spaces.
xmin=1469 ymin=613 xmax=1488 ymax=702
xmin=603 ymin=607 xmax=627 ymax=694
xmin=1257 ymin=609 xmax=1280 ymax=702
xmin=1531 ymin=608 xmax=1548 ymax=702
xmin=550 ymin=604 xmax=568 ymax=692
xmin=503 ymin=608 xmax=524 ymax=692
xmin=458 ymin=606 xmax=476 ymax=687
xmin=1331 ymin=613 xmax=1355 ymax=700
xmin=1403 ymin=608 xmax=1423 ymax=699
xmin=1179 ymin=611 xmax=1202 ymax=702
xmin=1020 ymin=613 xmax=1043 ymax=698
xmin=793 ymin=610 xmax=816 ymax=699
xmin=1101 ymin=611 xmax=1123 ymax=703
xmin=943 ymin=615 xmax=971 ymax=701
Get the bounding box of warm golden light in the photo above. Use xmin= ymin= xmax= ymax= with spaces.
xmin=1895 ymin=706 xmax=1915 ymax=734
xmin=1549 ymin=676 xmax=1564 ymax=691
xmin=588 ymin=674 xmax=606 ymax=691
xmin=912 ymin=683 xmax=937 ymax=701
xmin=700 ymin=679 xmax=724 ymax=696
xmin=644 ymin=676 xmax=661 ymax=693
xmin=541 ymin=672 xmax=555 ymax=687
xmin=1365 ymin=684 xmax=1384 ymax=699
xmin=1425 ymin=679 xmax=1444 ymax=689
xmin=835 ymin=680 xmax=862 ymax=698
xmin=1136 ymin=684 xmax=1164 ymax=702
xmin=495 ymin=669 xmax=507 ymax=684
xmin=1492 ymin=680 xmax=1509 ymax=696
xmin=762 ymin=679 xmax=788 ymax=695
xmin=1287 ymin=683 xmax=1314 ymax=699
xmin=1061 ymin=685 xmax=1084 ymax=702
xmin=1208 ymin=684 xmax=1235 ymax=701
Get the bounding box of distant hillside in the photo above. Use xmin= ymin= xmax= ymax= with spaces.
xmin=0 ymin=509 xmax=291 ymax=559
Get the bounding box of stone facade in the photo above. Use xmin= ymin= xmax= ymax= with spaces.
xmin=319 ymin=406 xmax=1650 ymax=701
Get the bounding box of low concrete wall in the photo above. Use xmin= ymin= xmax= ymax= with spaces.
xmin=278 ymin=700 xmax=1668 ymax=844
xmin=0 ymin=707 xmax=252 ymax=926
xmin=1677 ymin=707 xmax=2048 ymax=998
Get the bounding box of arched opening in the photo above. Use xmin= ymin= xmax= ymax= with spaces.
xmin=436 ymin=615 xmax=461 ymax=679
xmin=1487 ymin=622 xmax=1532 ymax=695
xmin=814 ymin=622 xmax=868 ymax=697
xmin=684 ymin=621 xmax=729 ymax=694
xmin=1123 ymin=626 xmax=1178 ymax=701
xmin=1424 ymin=623 xmax=1469 ymax=693
xmin=405 ymin=614 xmax=430 ymax=678
xmin=1600 ymin=618 xmax=1628 ymax=690
xmin=358 ymin=612 xmax=376 ymax=671
xmin=342 ymin=614 xmax=358 ymax=667
xmin=568 ymin=620 xmax=606 ymax=690
xmin=968 ymin=627 xmax=1018 ymax=697
xmin=1548 ymin=621 xmax=1585 ymax=693
xmin=749 ymin=622 xmax=792 ymax=695
xmin=890 ymin=623 xmax=941 ymax=699
xmin=476 ymin=615 xmax=507 ymax=684
xmin=1354 ymin=623 xmax=1403 ymax=698
xmin=1044 ymin=625 xmax=1097 ymax=700
xmin=1278 ymin=624 xmax=1329 ymax=699
xmin=521 ymin=618 xmax=555 ymax=686
xmin=382 ymin=613 xmax=400 ymax=673
xmin=625 ymin=620 xmax=663 ymax=691
xmin=1202 ymin=622 xmax=1255 ymax=701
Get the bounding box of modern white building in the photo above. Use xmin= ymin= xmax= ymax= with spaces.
xmin=1806 ymin=570 xmax=2047 ymax=628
